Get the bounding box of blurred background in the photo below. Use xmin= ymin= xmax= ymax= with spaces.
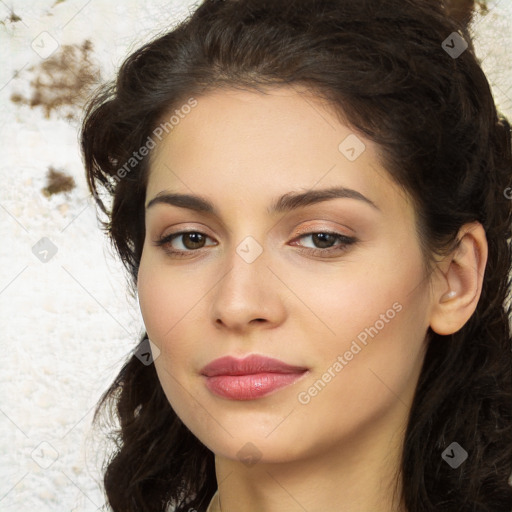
xmin=0 ymin=0 xmax=511 ymax=510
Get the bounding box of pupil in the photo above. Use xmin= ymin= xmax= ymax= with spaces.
xmin=313 ymin=233 xmax=335 ymax=248
xmin=185 ymin=233 xmax=204 ymax=249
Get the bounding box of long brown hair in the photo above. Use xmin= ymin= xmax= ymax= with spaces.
xmin=81 ymin=0 xmax=512 ymax=510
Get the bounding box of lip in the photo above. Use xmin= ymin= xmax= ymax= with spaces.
xmin=201 ymin=355 xmax=309 ymax=400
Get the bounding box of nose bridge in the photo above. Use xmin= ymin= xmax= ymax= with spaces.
xmin=217 ymin=233 xmax=267 ymax=306
xmin=210 ymin=231 xmax=283 ymax=329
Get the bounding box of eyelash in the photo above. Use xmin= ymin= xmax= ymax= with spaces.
xmin=153 ymin=230 xmax=357 ymax=259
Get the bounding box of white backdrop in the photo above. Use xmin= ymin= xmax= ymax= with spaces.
xmin=0 ymin=0 xmax=511 ymax=510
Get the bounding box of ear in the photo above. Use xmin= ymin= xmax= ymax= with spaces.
xmin=429 ymin=222 xmax=488 ymax=336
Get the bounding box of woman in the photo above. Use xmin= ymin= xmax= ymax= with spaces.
xmin=81 ymin=0 xmax=512 ymax=510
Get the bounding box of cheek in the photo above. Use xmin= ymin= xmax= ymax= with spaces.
xmin=290 ymin=242 xmax=430 ymax=393
xmin=137 ymin=252 xmax=198 ymax=343
xmin=137 ymin=254 xmax=215 ymax=440
xmin=290 ymin=252 xmax=428 ymax=351
xmin=137 ymin=251 xmax=209 ymax=391
xmin=137 ymin=259 xmax=168 ymax=341
xmin=300 ymin=283 xmax=427 ymax=398
xmin=288 ymin=269 xmax=429 ymax=452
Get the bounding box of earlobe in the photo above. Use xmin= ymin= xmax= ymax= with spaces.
xmin=429 ymin=222 xmax=488 ymax=336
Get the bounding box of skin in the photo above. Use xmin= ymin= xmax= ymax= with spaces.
xmin=137 ymin=86 xmax=487 ymax=512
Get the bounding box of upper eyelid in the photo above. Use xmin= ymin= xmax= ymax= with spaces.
xmin=156 ymin=218 xmax=355 ymax=238
xmin=158 ymin=227 xmax=353 ymax=239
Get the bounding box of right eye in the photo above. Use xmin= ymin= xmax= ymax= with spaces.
xmin=154 ymin=231 xmax=217 ymax=257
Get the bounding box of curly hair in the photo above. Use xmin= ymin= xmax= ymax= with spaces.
xmin=80 ymin=0 xmax=512 ymax=510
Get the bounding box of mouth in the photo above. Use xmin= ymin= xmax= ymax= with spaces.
xmin=200 ymin=355 xmax=309 ymax=400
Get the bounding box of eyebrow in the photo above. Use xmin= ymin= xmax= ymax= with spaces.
xmin=145 ymin=186 xmax=379 ymax=214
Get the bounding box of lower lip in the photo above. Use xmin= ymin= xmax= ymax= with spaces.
xmin=204 ymin=372 xmax=306 ymax=400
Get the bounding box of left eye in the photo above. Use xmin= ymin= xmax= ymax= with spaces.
xmin=154 ymin=230 xmax=356 ymax=257
xmin=294 ymin=232 xmax=350 ymax=250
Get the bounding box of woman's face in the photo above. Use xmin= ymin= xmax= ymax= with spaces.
xmin=137 ymin=86 xmax=434 ymax=464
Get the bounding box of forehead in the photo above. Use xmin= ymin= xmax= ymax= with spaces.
xmin=146 ymin=86 xmax=412 ymax=220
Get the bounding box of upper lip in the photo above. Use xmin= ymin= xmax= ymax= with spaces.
xmin=200 ymin=355 xmax=308 ymax=377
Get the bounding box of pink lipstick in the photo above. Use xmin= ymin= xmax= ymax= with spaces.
xmin=201 ymin=355 xmax=308 ymax=400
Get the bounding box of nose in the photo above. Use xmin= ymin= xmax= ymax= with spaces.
xmin=210 ymin=239 xmax=286 ymax=334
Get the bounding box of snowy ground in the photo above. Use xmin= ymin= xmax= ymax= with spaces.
xmin=0 ymin=1 xmax=511 ymax=510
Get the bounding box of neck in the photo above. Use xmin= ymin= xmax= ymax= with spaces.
xmin=213 ymin=402 xmax=409 ymax=512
